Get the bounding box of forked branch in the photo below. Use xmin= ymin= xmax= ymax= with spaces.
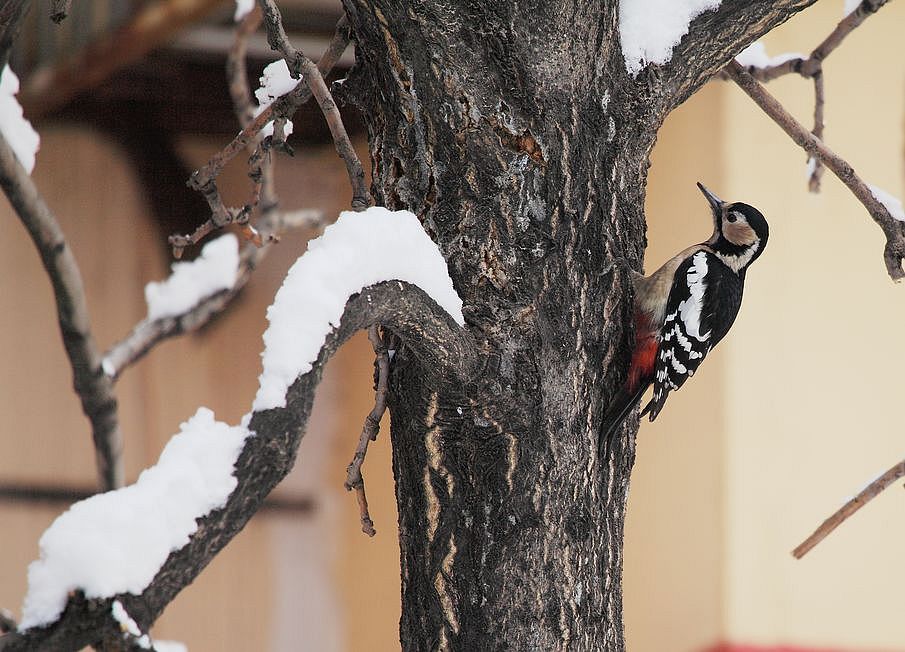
xmin=726 ymin=61 xmax=905 ymax=281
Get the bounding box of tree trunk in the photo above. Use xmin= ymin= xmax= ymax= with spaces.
xmin=344 ymin=2 xmax=654 ymax=648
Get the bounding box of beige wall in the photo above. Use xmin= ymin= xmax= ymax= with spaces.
xmin=627 ymin=3 xmax=905 ymax=650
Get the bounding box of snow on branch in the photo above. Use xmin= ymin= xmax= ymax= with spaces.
xmin=4 ymin=207 xmax=476 ymax=651
xmin=255 ymin=207 xmax=464 ymax=410
xmin=619 ymin=0 xmax=721 ymax=76
xmin=20 ymin=409 xmax=248 ymax=629
xmin=653 ymin=0 xmax=820 ymax=111
xmin=144 ymin=234 xmax=240 ymax=322
xmin=0 ymin=66 xmax=39 ymax=174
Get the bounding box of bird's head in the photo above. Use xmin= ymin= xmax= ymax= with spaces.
xmin=697 ymin=181 xmax=769 ymax=274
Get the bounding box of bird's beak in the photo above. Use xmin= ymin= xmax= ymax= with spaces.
xmin=696 ymin=181 xmax=724 ymax=231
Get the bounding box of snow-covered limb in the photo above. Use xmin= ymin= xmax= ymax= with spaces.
xmin=102 ymin=211 xmax=326 ymax=380
xmin=620 ymin=0 xmax=721 ymax=76
xmin=626 ymin=0 xmax=822 ymax=113
xmin=145 ymin=235 xmax=240 ymax=321
xmin=5 ymin=208 xmax=476 ymax=651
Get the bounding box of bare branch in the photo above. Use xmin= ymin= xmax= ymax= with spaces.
xmin=808 ymin=71 xmax=825 ymax=192
xmin=178 ymin=14 xmax=352 ymax=254
xmin=725 ymin=60 xmax=905 ymax=281
xmin=793 ymin=459 xmax=905 ymax=559
xmin=0 ymin=132 xmax=124 ymax=490
xmin=1 ymin=281 xmax=477 ymax=651
xmin=344 ymin=326 xmax=390 ymax=537
xmin=258 ymin=0 xmax=371 ymax=210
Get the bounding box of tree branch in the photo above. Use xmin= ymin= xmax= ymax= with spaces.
xmin=1 ymin=281 xmax=477 ymax=651
xmin=660 ymin=0 xmax=819 ymax=111
xmin=258 ymin=0 xmax=371 ymax=210
xmin=344 ymin=326 xmax=390 ymax=537
xmin=725 ymin=60 xmax=905 ymax=281
xmin=187 ymin=14 xmax=350 ymax=203
xmin=0 ymin=132 xmax=124 ymax=491
xmin=793 ymin=459 xmax=905 ymax=559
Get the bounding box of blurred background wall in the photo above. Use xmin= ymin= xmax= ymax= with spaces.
xmin=0 ymin=1 xmax=903 ymax=650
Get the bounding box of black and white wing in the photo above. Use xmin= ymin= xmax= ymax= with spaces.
xmin=641 ymin=250 xmax=743 ymax=422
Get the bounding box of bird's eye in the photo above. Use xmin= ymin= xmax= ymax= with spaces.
xmin=726 ymin=212 xmax=738 ymax=223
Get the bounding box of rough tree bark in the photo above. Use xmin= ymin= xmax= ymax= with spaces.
xmin=0 ymin=1 xmax=822 ymax=650
xmin=340 ymin=1 xmax=816 ymax=649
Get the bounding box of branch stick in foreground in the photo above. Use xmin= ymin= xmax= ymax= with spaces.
xmin=0 ymin=132 xmax=124 ymax=491
xmin=725 ymin=60 xmax=905 ymax=281
xmin=793 ymin=459 xmax=905 ymax=559
xmin=345 ymin=326 xmax=390 ymax=537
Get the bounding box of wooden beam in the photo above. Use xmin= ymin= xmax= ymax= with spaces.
xmin=21 ymin=0 xmax=227 ymax=118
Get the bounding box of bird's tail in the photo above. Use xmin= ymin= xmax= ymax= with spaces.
xmin=598 ymin=381 xmax=649 ymax=457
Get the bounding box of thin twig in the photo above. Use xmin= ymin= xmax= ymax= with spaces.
xmin=793 ymin=459 xmax=905 ymax=559
xmin=807 ymin=71 xmax=825 ymax=192
xmin=344 ymin=326 xmax=390 ymax=537
xmin=726 ymin=60 xmax=905 ymax=281
xmin=258 ymin=0 xmax=370 ymax=210
xmin=0 ymin=132 xmax=124 ymax=491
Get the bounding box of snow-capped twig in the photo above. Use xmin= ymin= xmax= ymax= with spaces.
xmin=102 ymin=210 xmax=326 ymax=380
xmin=726 ymin=60 xmax=905 ymax=281
xmin=793 ymin=458 xmax=905 ymax=559
xmin=0 ymin=131 xmax=124 ymax=491
xmin=258 ymin=0 xmax=370 ymax=210
xmin=728 ymin=0 xmax=888 ymax=194
xmin=175 ymin=14 xmax=351 ymax=256
xmin=344 ymin=326 xmax=390 ymax=537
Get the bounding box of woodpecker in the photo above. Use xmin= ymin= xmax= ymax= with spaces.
xmin=600 ymin=182 xmax=769 ymax=448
